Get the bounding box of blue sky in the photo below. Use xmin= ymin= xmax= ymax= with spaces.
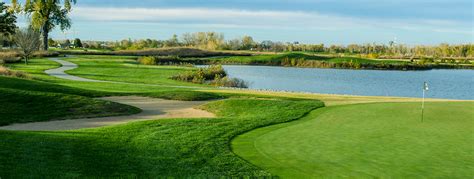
xmin=4 ymin=0 xmax=473 ymax=44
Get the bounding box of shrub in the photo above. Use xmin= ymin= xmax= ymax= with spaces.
xmin=210 ymin=74 xmax=249 ymax=88
xmin=138 ymin=55 xmax=195 ymax=66
xmin=0 ymin=51 xmax=59 ymax=64
xmin=0 ymin=66 xmax=30 ymax=79
xmin=367 ymin=53 xmax=380 ymax=59
xmin=171 ymin=65 xmax=226 ymax=82
xmin=14 ymin=27 xmax=41 ymax=64
xmin=138 ymin=56 xmax=156 ymax=65
xmin=32 ymin=51 xmax=60 ymax=58
xmin=171 ymin=65 xmax=248 ymax=88
xmin=0 ymin=52 xmax=20 ymax=64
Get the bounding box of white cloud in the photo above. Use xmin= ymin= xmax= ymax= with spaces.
xmin=70 ymin=7 xmax=472 ymax=35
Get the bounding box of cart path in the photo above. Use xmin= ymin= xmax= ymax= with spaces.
xmin=0 ymin=96 xmax=215 ymax=131
xmin=45 ymin=58 xmax=103 ymax=82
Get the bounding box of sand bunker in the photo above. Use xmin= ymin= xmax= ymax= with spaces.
xmin=0 ymin=96 xmax=215 ymax=131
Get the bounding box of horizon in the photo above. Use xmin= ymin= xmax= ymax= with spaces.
xmin=3 ymin=0 xmax=474 ymax=45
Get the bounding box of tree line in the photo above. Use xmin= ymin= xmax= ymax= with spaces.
xmin=63 ymin=34 xmax=473 ymax=58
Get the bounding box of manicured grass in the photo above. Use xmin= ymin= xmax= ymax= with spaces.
xmin=0 ymin=76 xmax=111 ymax=97
xmin=65 ymin=56 xmax=206 ymax=86
xmin=144 ymin=90 xmax=227 ymax=101
xmin=233 ymin=102 xmax=474 ymax=178
xmin=0 ymin=86 xmax=140 ymax=126
xmin=2 ymin=55 xmax=470 ymax=178
xmin=5 ymin=57 xmax=228 ymax=101
xmin=6 ymin=57 xmax=62 ymax=81
xmin=0 ymin=98 xmax=324 ymax=177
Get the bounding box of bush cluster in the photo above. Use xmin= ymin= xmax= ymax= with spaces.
xmin=171 ymin=65 xmax=248 ymax=88
xmin=138 ymin=55 xmax=193 ymax=66
xmin=210 ymin=74 xmax=249 ymax=88
xmin=280 ymin=57 xmax=366 ymax=69
xmin=137 ymin=56 xmax=157 ymax=65
xmin=171 ymin=65 xmax=226 ymax=83
xmin=0 ymin=51 xmax=60 ymax=64
xmin=0 ymin=52 xmax=20 ymax=64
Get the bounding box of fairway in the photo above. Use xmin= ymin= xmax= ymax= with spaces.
xmin=233 ymin=102 xmax=474 ymax=178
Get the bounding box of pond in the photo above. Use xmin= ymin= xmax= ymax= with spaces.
xmin=221 ymin=65 xmax=474 ymax=100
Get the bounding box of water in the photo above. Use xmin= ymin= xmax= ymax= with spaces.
xmin=221 ymin=65 xmax=474 ymax=100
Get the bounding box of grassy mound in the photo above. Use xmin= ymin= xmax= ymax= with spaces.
xmin=0 ymin=76 xmax=111 ymax=97
xmin=233 ymin=102 xmax=474 ymax=178
xmin=0 ymin=87 xmax=140 ymax=126
xmin=0 ymin=98 xmax=323 ymax=177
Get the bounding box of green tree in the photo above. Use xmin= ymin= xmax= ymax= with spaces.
xmin=47 ymin=38 xmax=56 ymax=47
xmin=73 ymin=38 xmax=82 ymax=48
xmin=241 ymin=35 xmax=254 ymax=50
xmin=63 ymin=39 xmax=71 ymax=48
xmin=165 ymin=34 xmax=179 ymax=47
xmin=10 ymin=0 xmax=77 ymax=50
xmin=0 ymin=2 xmax=17 ymax=36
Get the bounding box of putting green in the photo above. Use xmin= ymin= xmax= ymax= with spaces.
xmin=232 ymin=102 xmax=474 ymax=178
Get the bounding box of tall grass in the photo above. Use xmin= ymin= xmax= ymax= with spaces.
xmin=0 ymin=51 xmax=20 ymax=64
xmin=0 ymin=66 xmax=30 ymax=79
xmin=138 ymin=56 xmax=193 ymax=66
xmin=0 ymin=51 xmax=60 ymax=64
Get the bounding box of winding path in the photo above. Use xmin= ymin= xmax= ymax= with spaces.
xmin=0 ymin=58 xmax=215 ymax=131
xmin=45 ymin=58 xmax=103 ymax=82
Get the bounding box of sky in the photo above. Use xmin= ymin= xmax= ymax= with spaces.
xmin=3 ymin=0 xmax=474 ymax=45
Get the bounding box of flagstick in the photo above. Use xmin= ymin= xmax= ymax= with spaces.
xmin=421 ymin=89 xmax=425 ymax=122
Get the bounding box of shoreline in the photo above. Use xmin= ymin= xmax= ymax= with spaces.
xmin=203 ymin=88 xmax=472 ymax=106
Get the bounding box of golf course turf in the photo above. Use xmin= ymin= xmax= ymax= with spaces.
xmin=0 ymin=56 xmax=472 ymax=178
xmin=0 ymin=98 xmax=323 ymax=177
xmin=233 ymin=102 xmax=474 ymax=178
xmin=0 ymin=76 xmax=141 ymax=126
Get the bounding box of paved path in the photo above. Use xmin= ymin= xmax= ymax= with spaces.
xmin=0 ymin=96 xmax=215 ymax=131
xmin=45 ymin=58 xmax=103 ymax=82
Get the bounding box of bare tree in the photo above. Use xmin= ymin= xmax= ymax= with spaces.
xmin=14 ymin=28 xmax=41 ymax=65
